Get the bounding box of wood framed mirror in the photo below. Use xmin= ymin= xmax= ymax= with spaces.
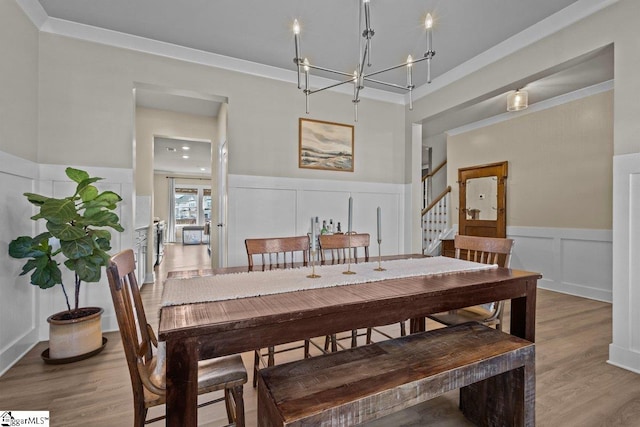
xmin=458 ymin=161 xmax=508 ymax=238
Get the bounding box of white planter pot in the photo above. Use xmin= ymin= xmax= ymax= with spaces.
xmin=47 ymin=307 xmax=104 ymax=360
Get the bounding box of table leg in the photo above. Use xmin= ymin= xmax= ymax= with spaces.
xmin=166 ymin=337 xmax=199 ymax=426
xmin=510 ymin=280 xmax=537 ymax=342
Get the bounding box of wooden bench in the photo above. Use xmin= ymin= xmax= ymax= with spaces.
xmin=257 ymin=322 xmax=535 ymax=426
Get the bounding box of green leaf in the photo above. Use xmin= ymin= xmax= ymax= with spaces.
xmin=65 ymin=167 xmax=90 ymax=183
xmin=76 ymin=178 xmax=101 ymax=196
xmin=91 ymin=229 xmax=111 ymax=240
xmin=95 ymin=237 xmax=111 ymax=251
xmin=24 ymin=192 xmax=49 ymax=206
xmin=46 ymin=222 xmax=85 ymax=241
xmin=95 ymin=191 xmax=122 ymax=205
xmin=79 ymin=184 xmax=98 ymax=203
xmin=30 ymin=258 xmax=62 ymax=289
xmin=66 ymin=258 xmax=102 ymax=283
xmin=39 ymin=198 xmax=78 ymax=224
xmin=20 ymin=258 xmax=40 ymax=275
xmin=9 ymin=235 xmax=49 ymax=259
xmin=82 ymin=210 xmax=122 ymax=228
xmin=60 ymin=236 xmax=94 ymax=259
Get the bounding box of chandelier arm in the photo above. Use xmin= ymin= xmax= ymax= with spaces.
xmin=306 ymin=63 xmax=355 ymax=78
xmin=362 ymin=77 xmax=410 ymax=91
xmin=364 ymin=55 xmax=430 ymax=79
xmin=307 ymin=77 xmax=357 ymax=95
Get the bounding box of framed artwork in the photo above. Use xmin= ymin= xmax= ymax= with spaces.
xmin=299 ymin=118 xmax=354 ymax=172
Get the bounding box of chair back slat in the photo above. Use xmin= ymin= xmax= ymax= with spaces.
xmin=319 ymin=233 xmax=370 ymax=265
xmin=245 ymin=236 xmax=310 ymax=271
xmin=454 ymin=235 xmax=514 ymax=268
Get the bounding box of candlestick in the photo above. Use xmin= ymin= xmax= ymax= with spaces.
xmin=377 ymin=206 xmax=381 ymax=242
xmin=343 ymin=232 xmax=356 ymax=275
xmin=348 ymin=196 xmax=353 ymax=234
xmin=374 ymin=240 xmax=386 ymax=271
xmin=307 ymin=249 xmax=320 ymax=278
xmin=310 ymin=217 xmax=316 ymax=251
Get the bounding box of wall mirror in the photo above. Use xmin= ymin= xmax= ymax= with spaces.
xmin=458 ymin=161 xmax=508 ymax=238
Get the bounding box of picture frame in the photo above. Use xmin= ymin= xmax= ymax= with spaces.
xmin=299 ymin=118 xmax=354 ymax=172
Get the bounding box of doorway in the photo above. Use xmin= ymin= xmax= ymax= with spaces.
xmin=134 ymin=83 xmax=228 ymax=274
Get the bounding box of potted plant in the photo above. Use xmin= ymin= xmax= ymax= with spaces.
xmin=8 ymin=167 xmax=124 ymax=362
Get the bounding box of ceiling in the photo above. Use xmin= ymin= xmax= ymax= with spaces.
xmin=36 ymin=0 xmax=584 ymax=90
xmin=154 ymin=137 xmax=212 ymax=176
xmin=32 ymin=0 xmax=614 ymax=169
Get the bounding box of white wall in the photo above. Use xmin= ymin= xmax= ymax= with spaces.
xmin=0 ymin=0 xmax=38 ymax=160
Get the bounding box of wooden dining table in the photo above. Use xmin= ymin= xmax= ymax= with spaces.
xmin=158 ymin=257 xmax=540 ymax=426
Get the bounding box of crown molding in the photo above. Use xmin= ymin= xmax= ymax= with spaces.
xmin=15 ymin=0 xmax=47 ymax=28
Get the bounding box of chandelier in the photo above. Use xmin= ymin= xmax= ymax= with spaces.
xmin=292 ymin=0 xmax=436 ymax=121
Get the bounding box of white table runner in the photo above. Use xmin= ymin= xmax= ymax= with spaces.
xmin=161 ymin=256 xmax=497 ymax=307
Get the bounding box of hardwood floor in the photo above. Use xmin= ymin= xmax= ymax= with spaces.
xmin=1 ymin=243 xmax=639 ymax=426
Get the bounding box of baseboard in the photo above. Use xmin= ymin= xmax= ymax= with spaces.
xmin=0 ymin=327 xmax=39 ymax=377
xmin=608 ymin=344 xmax=640 ymax=374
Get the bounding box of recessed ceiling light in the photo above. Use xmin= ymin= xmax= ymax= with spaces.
xmin=166 ymin=147 xmax=177 ymax=152
xmin=182 ymin=155 xmax=189 ymax=159
xmin=200 ymin=167 xmax=206 ymax=171
xmin=182 ymin=146 xmax=190 ymax=150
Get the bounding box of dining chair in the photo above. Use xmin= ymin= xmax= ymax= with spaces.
xmin=427 ymin=235 xmax=515 ymax=330
xmin=245 ymin=235 xmax=314 ymax=387
xmin=318 ymin=232 xmax=370 ymax=265
xmin=316 ymin=233 xmax=402 ymax=350
xmin=107 ymin=249 xmax=246 ymax=427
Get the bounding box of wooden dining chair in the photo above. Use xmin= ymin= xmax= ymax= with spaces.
xmin=316 ymin=233 xmax=398 ymax=351
xmin=107 ymin=249 xmax=246 ymax=427
xmin=318 ymin=232 xmax=370 ymax=265
xmin=245 ymin=235 xmax=314 ymax=387
xmin=427 ymin=235 xmax=515 ymax=330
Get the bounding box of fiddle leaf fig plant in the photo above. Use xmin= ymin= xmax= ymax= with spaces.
xmin=8 ymin=167 xmax=124 ymax=315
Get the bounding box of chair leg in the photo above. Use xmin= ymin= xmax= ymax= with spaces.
xmin=253 ymin=350 xmax=260 ymax=388
xmin=135 ymin=401 xmax=147 ymax=427
xmin=324 ymin=335 xmax=331 ymax=351
xmin=304 ymin=339 xmax=310 ymax=358
xmin=224 ymin=388 xmax=233 ymax=424
xmin=226 ymin=385 xmax=245 ymax=427
xmin=366 ymin=327 xmax=372 ymax=344
xmin=400 ymin=320 xmax=406 ymax=336
xmin=267 ymin=346 xmax=275 ymax=366
xmin=351 ymin=330 xmax=358 ymax=348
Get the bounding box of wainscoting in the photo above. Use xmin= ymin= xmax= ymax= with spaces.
xmin=226 ymin=174 xmax=407 ymax=267
xmin=0 ymin=152 xmax=133 ymax=375
xmin=508 ymin=226 xmax=612 ymax=302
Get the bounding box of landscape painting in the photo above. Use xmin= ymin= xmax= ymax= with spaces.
xmin=299 ymin=118 xmax=354 ymax=172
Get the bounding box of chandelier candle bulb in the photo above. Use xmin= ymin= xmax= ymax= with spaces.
xmin=425 ymin=14 xmax=433 ymax=51
xmin=293 ymin=19 xmax=301 ymax=89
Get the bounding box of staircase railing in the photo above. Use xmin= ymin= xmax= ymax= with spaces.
xmin=422 ymin=160 xmax=447 ymax=209
xmin=422 ymin=186 xmax=451 ymax=255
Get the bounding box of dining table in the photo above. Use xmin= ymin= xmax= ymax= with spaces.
xmin=158 ymin=255 xmax=541 ymax=426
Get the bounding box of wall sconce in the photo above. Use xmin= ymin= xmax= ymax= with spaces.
xmin=507 ymin=89 xmax=528 ymax=112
